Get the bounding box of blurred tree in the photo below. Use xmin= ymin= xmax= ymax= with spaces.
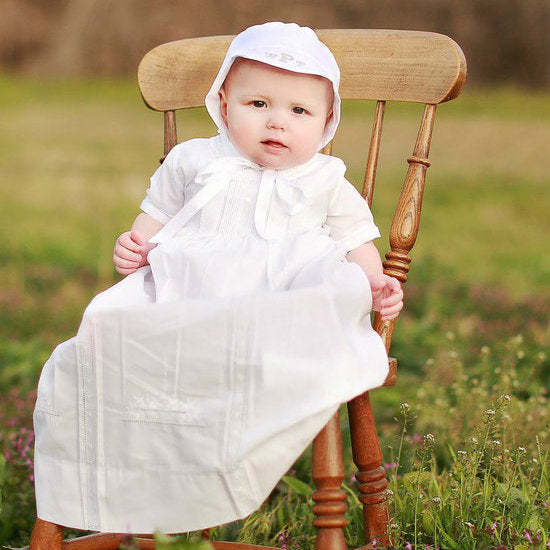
xmin=0 ymin=0 xmax=548 ymax=86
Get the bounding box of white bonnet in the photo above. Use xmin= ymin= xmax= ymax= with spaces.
xmin=205 ymin=21 xmax=341 ymax=149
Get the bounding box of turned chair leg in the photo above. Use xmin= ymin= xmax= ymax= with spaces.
xmin=30 ymin=518 xmax=64 ymax=550
xmin=347 ymin=392 xmax=390 ymax=547
xmin=312 ymin=410 xmax=348 ymax=550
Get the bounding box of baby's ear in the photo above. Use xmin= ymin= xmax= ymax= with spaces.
xmin=325 ymin=109 xmax=334 ymax=126
xmin=219 ymin=88 xmax=228 ymax=126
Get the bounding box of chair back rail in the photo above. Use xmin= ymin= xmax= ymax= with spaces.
xmin=138 ymin=29 xmax=466 ymax=110
xmin=139 ymin=29 xmax=466 ymax=164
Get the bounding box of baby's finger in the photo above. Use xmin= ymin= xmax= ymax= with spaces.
xmin=130 ymin=230 xmax=146 ymax=246
xmin=114 ymin=245 xmax=142 ymax=263
xmin=380 ymin=301 xmax=403 ymax=321
xmin=118 ymin=232 xmax=142 ymax=253
xmin=384 ymin=276 xmax=402 ymax=292
xmin=381 ymin=290 xmax=403 ymax=308
xmin=113 ymin=255 xmax=140 ymax=269
xmin=115 ymin=243 xmax=143 ymax=263
xmin=115 ymin=265 xmax=137 ymax=275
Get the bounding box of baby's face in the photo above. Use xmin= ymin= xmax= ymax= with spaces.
xmin=219 ymin=59 xmax=333 ymax=170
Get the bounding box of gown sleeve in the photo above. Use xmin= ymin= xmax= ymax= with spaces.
xmin=325 ymin=177 xmax=381 ymax=252
xmin=140 ymin=143 xmax=190 ymax=224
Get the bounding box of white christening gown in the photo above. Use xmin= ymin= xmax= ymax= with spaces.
xmin=33 ymin=134 xmax=388 ymax=533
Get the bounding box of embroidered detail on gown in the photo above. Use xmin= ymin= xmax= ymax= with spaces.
xmin=33 ymin=135 xmax=388 ymax=533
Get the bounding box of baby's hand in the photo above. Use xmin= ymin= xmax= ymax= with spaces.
xmin=369 ymin=274 xmax=404 ymax=321
xmin=113 ymin=230 xmax=155 ymax=275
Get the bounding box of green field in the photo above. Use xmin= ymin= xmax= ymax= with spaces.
xmin=0 ymin=76 xmax=548 ymax=548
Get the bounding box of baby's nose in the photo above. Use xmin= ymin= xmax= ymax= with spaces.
xmin=266 ymin=113 xmax=286 ymax=130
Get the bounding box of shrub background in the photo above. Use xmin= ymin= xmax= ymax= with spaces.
xmin=1 ymin=0 xmax=549 ymax=86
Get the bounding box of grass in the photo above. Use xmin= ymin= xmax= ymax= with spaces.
xmin=1 ymin=77 xmax=548 ymax=295
xmin=0 ymin=75 xmax=548 ymax=548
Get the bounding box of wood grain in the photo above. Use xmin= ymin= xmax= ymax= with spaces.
xmin=138 ymin=29 xmax=466 ymax=111
xmin=312 ymin=412 xmax=348 ymax=550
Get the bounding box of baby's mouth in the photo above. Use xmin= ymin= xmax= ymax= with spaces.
xmin=261 ymin=139 xmax=288 ymax=150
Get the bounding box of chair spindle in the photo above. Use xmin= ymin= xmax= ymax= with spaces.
xmin=347 ymin=393 xmax=389 ymax=547
xmin=162 ymin=110 xmax=178 ymax=162
xmin=383 ymin=103 xmax=436 ymax=285
xmin=362 ymin=101 xmax=386 ymax=209
xmin=312 ymin=411 xmax=348 ymax=550
xmin=347 ymin=103 xmax=438 ymax=548
xmin=29 ymin=518 xmax=64 ymax=550
xmin=373 ymin=102 xmax=437 ymax=352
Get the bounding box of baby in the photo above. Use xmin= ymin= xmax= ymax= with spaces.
xmin=34 ymin=22 xmax=403 ymax=534
xmin=113 ymin=49 xmax=402 ymax=321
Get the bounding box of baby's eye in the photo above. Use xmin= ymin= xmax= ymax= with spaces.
xmin=252 ymin=100 xmax=266 ymax=108
xmin=292 ymin=106 xmax=307 ymax=115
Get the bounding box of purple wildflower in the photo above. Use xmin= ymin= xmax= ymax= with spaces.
xmin=279 ymin=530 xmax=294 ymax=550
xmin=486 ymin=520 xmax=497 ymax=537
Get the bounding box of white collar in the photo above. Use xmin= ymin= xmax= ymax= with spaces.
xmin=210 ymin=133 xmax=337 ymax=181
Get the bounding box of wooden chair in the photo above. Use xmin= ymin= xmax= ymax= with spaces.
xmin=30 ymin=28 xmax=466 ymax=550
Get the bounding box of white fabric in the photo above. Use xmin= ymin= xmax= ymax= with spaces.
xmin=33 ymin=134 xmax=388 ymax=533
xmin=205 ymin=22 xmax=341 ymax=149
